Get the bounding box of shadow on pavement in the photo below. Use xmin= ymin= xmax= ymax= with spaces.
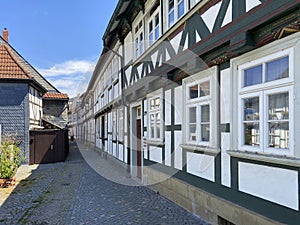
xmin=0 ymin=141 xmax=208 ymax=225
xmin=0 ymin=141 xmax=84 ymax=224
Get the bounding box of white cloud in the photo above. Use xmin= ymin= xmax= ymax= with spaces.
xmin=49 ymin=78 xmax=89 ymax=98
xmin=38 ymin=60 xmax=96 ymax=77
xmin=38 ymin=59 xmax=96 ymax=98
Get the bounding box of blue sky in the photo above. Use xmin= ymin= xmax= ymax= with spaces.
xmin=0 ymin=0 xmax=118 ymax=97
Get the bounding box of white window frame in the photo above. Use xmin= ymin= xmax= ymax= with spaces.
xmin=185 ymin=77 xmax=211 ymax=146
xmin=237 ymin=48 xmax=294 ymax=156
xmin=148 ymin=9 xmax=160 ymax=47
xmin=182 ymin=66 xmax=219 ymax=148
xmin=147 ymin=89 xmax=163 ymax=142
xmin=168 ymin=0 xmax=186 ymax=28
xmin=134 ymin=19 xmax=144 ymax=59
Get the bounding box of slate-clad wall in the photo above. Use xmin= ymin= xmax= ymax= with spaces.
xmin=0 ymin=82 xmax=29 ymax=163
xmin=43 ymin=100 xmax=68 ymax=128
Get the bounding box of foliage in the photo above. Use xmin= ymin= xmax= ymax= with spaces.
xmin=0 ymin=137 xmax=25 ymax=179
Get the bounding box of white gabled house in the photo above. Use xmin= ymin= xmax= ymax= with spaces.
xmin=72 ymin=1 xmax=300 ymax=224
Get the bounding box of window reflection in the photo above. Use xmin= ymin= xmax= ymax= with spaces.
xmin=189 ymin=107 xmax=197 ymax=141
xmin=189 ymin=85 xmax=198 ymax=99
xmin=201 ymin=105 xmax=210 ymax=142
xmin=243 ymin=97 xmax=260 ymax=146
xmin=266 ymin=57 xmax=289 ymax=82
xmin=244 ymin=65 xmax=262 ymax=87
xmin=268 ymin=92 xmax=289 ymax=149
xmin=200 ymin=81 xmax=210 ymax=97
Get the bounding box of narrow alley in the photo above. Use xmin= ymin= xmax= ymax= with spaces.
xmin=0 ymin=142 xmax=208 ymax=225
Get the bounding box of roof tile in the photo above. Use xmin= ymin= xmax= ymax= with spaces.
xmin=43 ymin=92 xmax=69 ymax=100
xmin=0 ymin=44 xmax=31 ymax=79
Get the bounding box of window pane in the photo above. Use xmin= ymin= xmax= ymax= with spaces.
xmin=155 ymin=14 xmax=159 ymax=26
xmin=244 ymin=123 xmax=260 ymax=146
xmin=137 ymin=107 xmax=142 ymax=117
xmin=149 ymin=33 xmax=154 ymax=45
xmin=149 ymin=21 xmax=153 ymax=32
xmin=266 ymin=56 xmax=288 ymax=82
xmin=156 ymin=112 xmax=160 ymax=122
xmin=150 ymin=114 xmax=155 ymax=138
xmin=135 ymin=38 xmax=139 ymax=57
xmin=157 ymin=125 xmax=160 ymax=139
xmin=168 ymin=0 xmax=174 ymax=27
xmin=201 ymin=105 xmax=209 ymax=122
xmin=189 ymin=107 xmax=197 ymax=123
xmin=189 ymin=125 xmax=197 ymax=141
xmin=269 ymin=122 xmax=289 ymax=149
xmin=155 ymin=98 xmax=160 ymax=108
xmin=155 ymin=26 xmax=160 ymax=40
xmin=269 ymin=92 xmax=289 ymax=120
xmin=189 ymin=107 xmax=197 ymax=141
xmin=155 ymin=14 xmax=160 ymax=40
xmin=244 ymin=97 xmax=259 ymax=121
xmin=140 ymin=33 xmax=144 ymax=55
xmin=189 ymin=85 xmax=198 ymax=99
xmin=201 ymin=124 xmax=210 ymax=142
xmin=150 ymin=99 xmax=155 ymax=110
xmin=169 ymin=12 xmax=174 ymax=27
xmin=169 ymin=0 xmax=174 ymax=10
xmin=244 ymin=65 xmax=262 ymax=87
xmin=156 ymin=113 xmax=160 ymax=139
xmin=200 ymin=81 xmax=210 ymax=97
xmin=178 ymin=0 xmax=185 ymax=18
xmin=135 ymin=38 xmax=138 ymax=48
xmin=149 ymin=21 xmax=154 ymax=45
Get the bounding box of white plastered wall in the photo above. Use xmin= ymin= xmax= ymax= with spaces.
xmin=220 ymin=68 xmax=231 ymax=187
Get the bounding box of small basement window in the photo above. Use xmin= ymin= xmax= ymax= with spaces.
xmin=218 ymin=216 xmax=235 ymax=225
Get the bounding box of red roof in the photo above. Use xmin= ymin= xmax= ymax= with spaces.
xmin=0 ymin=44 xmax=32 ymax=79
xmin=43 ymin=92 xmax=69 ymax=100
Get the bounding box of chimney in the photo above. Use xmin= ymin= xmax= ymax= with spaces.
xmin=2 ymin=28 xmax=8 ymax=42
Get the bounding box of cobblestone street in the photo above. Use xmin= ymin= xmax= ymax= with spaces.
xmin=0 ymin=142 xmax=208 ymax=225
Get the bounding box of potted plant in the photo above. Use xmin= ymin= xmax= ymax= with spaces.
xmin=0 ymin=137 xmax=24 ymax=188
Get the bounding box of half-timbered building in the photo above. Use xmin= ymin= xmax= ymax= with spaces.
xmin=75 ymin=1 xmax=300 ymax=224
xmin=0 ymin=29 xmax=68 ymax=163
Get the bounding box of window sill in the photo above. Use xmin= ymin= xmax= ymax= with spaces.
xmin=180 ymin=144 xmax=220 ymax=156
xmin=145 ymin=140 xmax=164 ymax=147
xmin=227 ymin=150 xmax=300 ymax=168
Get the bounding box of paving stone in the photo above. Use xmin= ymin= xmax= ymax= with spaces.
xmin=0 ymin=141 xmax=209 ymax=225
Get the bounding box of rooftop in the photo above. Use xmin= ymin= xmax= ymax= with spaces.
xmin=0 ymin=44 xmax=32 ymax=80
xmin=43 ymin=92 xmax=69 ymax=100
